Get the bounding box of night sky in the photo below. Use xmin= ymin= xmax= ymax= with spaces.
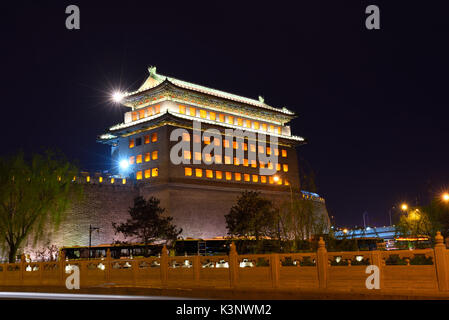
xmin=2 ymin=1 xmax=448 ymax=228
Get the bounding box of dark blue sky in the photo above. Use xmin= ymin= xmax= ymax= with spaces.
xmin=1 ymin=1 xmax=448 ymax=227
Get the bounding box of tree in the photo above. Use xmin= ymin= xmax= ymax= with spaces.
xmin=112 ymin=196 xmax=182 ymax=249
xmin=0 ymin=151 xmax=81 ymax=262
xmin=225 ymin=191 xmax=276 ymax=251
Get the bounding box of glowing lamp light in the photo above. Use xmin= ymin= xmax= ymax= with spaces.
xmin=273 ymin=175 xmax=279 ymax=182
xmin=119 ymin=159 xmax=129 ymax=170
xmin=112 ymin=91 xmax=124 ymax=103
xmin=401 ymin=203 xmax=408 ymax=211
xmin=356 ymin=255 xmax=363 ymax=262
xmin=442 ymin=193 xmax=449 ymax=203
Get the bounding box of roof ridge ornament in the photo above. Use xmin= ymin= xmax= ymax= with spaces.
xmin=148 ymin=66 xmax=157 ymax=77
xmin=258 ymin=95 xmax=265 ymax=104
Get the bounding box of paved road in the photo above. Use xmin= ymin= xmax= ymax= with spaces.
xmin=0 ymin=291 xmax=193 ymax=300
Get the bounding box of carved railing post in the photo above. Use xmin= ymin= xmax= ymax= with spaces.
xmin=106 ymin=249 xmax=111 ymax=283
xmin=193 ymin=255 xmax=201 ymax=285
xmin=316 ymin=237 xmax=328 ymax=289
xmin=60 ymin=250 xmax=66 ymax=287
xmin=270 ymin=253 xmax=280 ymax=288
xmin=228 ymin=242 xmax=238 ymax=288
xmin=160 ymin=245 xmax=168 ymax=287
xmin=20 ymin=254 xmax=25 ymax=285
xmin=434 ymin=231 xmax=449 ymax=291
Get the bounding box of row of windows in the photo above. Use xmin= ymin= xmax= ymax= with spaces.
xmin=181 ymin=133 xmax=287 ymax=156
xmin=82 ymin=176 xmax=127 ymax=184
xmin=129 ymin=133 xmax=158 ymax=148
xmin=131 ymin=105 xmax=161 ymax=122
xmin=136 ymin=168 xmax=159 ymax=180
xmin=184 ymin=167 xmax=289 ymax=185
xmin=179 ymin=105 xmax=283 ymax=134
xmin=182 ymin=151 xmax=288 ymax=171
xmin=129 ymin=151 xmax=158 ymax=164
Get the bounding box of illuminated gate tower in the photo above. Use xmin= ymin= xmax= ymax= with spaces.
xmin=98 ymin=67 xmax=315 ymax=239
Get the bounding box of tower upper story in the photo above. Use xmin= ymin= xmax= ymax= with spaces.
xmin=97 ymin=67 xmax=306 ymax=190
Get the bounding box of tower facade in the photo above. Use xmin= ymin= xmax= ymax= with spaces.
xmin=97 ymin=67 xmax=317 ymax=239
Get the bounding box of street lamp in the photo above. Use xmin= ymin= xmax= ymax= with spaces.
xmin=89 ymin=224 xmax=100 ymax=259
xmin=401 ymin=203 xmax=408 ymax=212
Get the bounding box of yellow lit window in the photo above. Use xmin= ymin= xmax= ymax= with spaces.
xmin=193 ymin=134 xmax=201 ymax=143
xmin=206 ymin=170 xmax=213 ymax=178
xmin=129 ymin=139 xmax=135 ymax=148
xmin=122 ymin=178 xmax=126 ymax=184
xmin=252 ymin=175 xmax=258 ymax=183
xmin=233 ymin=141 xmax=238 ymax=149
xmin=258 ymin=146 xmax=264 ymax=154
xmin=251 ymin=160 xmax=257 ymax=168
xmin=243 ymin=159 xmax=248 ymax=167
xmin=179 ymin=105 xmax=186 ymax=114
xmin=194 ymin=152 xmax=201 ymax=161
xmin=225 ymin=156 xmax=231 ymax=164
xmin=210 ymin=112 xmax=216 ymax=121
xmin=267 ymin=147 xmax=271 ymax=155
xmin=152 ymin=168 xmax=158 ymax=177
xmin=250 ymin=144 xmax=256 ymax=153
xmin=235 ymin=173 xmax=241 ymax=181
xmin=136 ymin=171 xmax=142 ymax=180
xmin=269 ymin=176 xmax=274 ymax=184
xmin=214 ymin=138 xmax=220 ymax=146
xmin=184 ymin=151 xmax=191 ymax=160
xmin=99 ymin=176 xmax=103 ymax=183
xmin=151 ymin=133 xmax=158 ymax=142
xmin=86 ymin=176 xmax=90 ymax=182
xmin=200 ymin=110 xmax=207 ymax=119
xmin=277 ymin=177 xmax=283 ymax=185
xmin=237 ymin=118 xmax=243 ymax=126
xmin=144 ymin=135 xmax=150 ymax=144
xmin=139 ymin=109 xmax=145 ymax=119
xmin=145 ymin=153 xmax=150 ymax=162
xmin=276 ymin=163 xmax=281 ymax=171
xmin=190 ymin=107 xmax=196 ymax=117
xmin=129 ymin=156 xmax=135 ymax=164
xmin=268 ymin=162 xmax=274 ymax=170
xmin=195 ymin=169 xmax=203 ymax=177
xmin=132 ymin=112 xmax=138 ymax=121
xmin=184 ymin=167 xmax=192 ymax=176
xmin=283 ymin=164 xmax=288 ymax=172
xmin=225 ymin=172 xmax=232 ymax=180
xmin=228 ymin=116 xmax=234 ymax=125
xmin=145 ymin=169 xmax=151 ymax=178
xmin=243 ymin=143 xmax=248 ymax=151
xmin=282 ymin=149 xmax=287 ymax=157
xmin=136 ymin=154 xmax=142 ymax=164
xmin=224 ymin=140 xmax=230 ymax=148
xmin=154 ymin=105 xmax=160 ymax=114
xmin=205 ymin=154 xmax=212 ymax=162
xmin=269 ymin=125 xmax=275 ymax=132
xmin=216 ymin=171 xmax=223 ymax=179
xmin=219 ymin=114 xmax=225 ymax=122
xmin=274 ymin=148 xmax=279 ymax=156
xmin=215 ymin=155 xmax=222 ymax=164
xmin=262 ymin=123 xmax=267 ymax=131
xmin=152 ymin=151 xmax=158 ymax=160
xmin=254 ymin=122 xmax=260 ymax=130
xmin=204 ymin=136 xmax=210 ymax=145
xmin=111 ymin=178 xmax=115 ymax=184
xmin=285 ymin=179 xmax=290 ymax=186
xmin=234 ymin=157 xmax=240 ymax=166
xmin=259 ymin=161 xmax=265 ymax=168
xmin=244 ymin=174 xmax=250 ymax=182
xmin=261 ymin=176 xmax=267 ymax=183
xmin=245 ymin=120 xmax=252 ymax=128
xmin=182 ymin=132 xmax=190 ymax=141
xmin=147 ymin=107 xmax=154 ymax=116
xmin=277 ymin=127 xmax=282 ymax=134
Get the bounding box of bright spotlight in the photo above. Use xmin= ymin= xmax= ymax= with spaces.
xmin=442 ymin=193 xmax=449 ymax=203
xmin=112 ymin=91 xmax=124 ymax=103
xmin=119 ymin=159 xmax=129 ymax=170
